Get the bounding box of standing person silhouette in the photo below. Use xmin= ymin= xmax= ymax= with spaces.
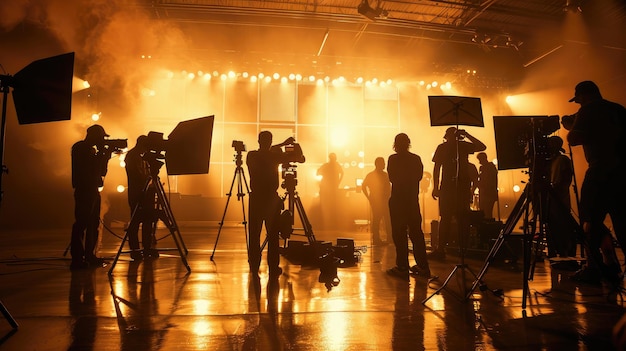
xmin=562 ymin=80 xmax=626 ymax=285
xmin=317 ymin=152 xmax=344 ymax=229
xmin=430 ymin=127 xmax=486 ymax=260
xmin=247 ymin=131 xmax=304 ymax=278
xmin=476 ymin=152 xmax=498 ymax=219
xmin=70 ymin=125 xmax=114 ymax=270
xmin=544 ymin=135 xmax=576 ymax=259
xmin=125 ymin=135 xmax=158 ymax=261
xmin=362 ymin=157 xmax=392 ymax=245
xmin=386 ymin=133 xmax=431 ymax=281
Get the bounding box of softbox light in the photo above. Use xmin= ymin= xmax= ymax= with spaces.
xmin=11 ymin=52 xmax=74 ymax=124
xmin=493 ymin=115 xmax=560 ymax=170
xmin=165 ymin=115 xmax=214 ymax=175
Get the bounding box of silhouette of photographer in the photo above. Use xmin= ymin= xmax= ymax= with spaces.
xmin=125 ymin=135 xmax=159 ymax=261
xmin=430 ymin=127 xmax=486 ymax=260
xmin=562 ymin=80 xmax=626 ymax=286
xmin=247 ymin=131 xmax=304 ymax=277
xmin=70 ymin=124 xmax=115 ymax=270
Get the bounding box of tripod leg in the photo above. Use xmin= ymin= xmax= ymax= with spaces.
xmin=294 ymin=193 xmax=316 ymax=243
xmin=153 ymin=177 xmax=191 ymax=272
xmin=108 ymin=225 xmax=132 ymax=276
xmin=0 ymin=300 xmax=18 ymax=329
xmin=465 ymin=185 xmax=530 ymax=299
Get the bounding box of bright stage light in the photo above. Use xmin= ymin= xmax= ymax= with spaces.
xmin=116 ymin=185 xmax=125 ymax=193
xmin=91 ymin=112 xmax=101 ymax=121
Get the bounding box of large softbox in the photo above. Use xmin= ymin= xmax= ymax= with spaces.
xmin=11 ymin=52 xmax=74 ymax=124
xmin=165 ymin=115 xmax=214 ymax=175
xmin=493 ymin=115 xmax=560 ymax=170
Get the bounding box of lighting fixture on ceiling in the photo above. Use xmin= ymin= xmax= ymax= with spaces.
xmin=357 ymin=0 xmax=388 ymax=21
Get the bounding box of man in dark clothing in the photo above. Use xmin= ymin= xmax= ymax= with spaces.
xmin=430 ymin=127 xmax=486 ymax=259
xmin=70 ymin=125 xmax=114 ymax=270
xmin=562 ymin=80 xmax=626 ymax=285
xmin=362 ymin=157 xmax=392 ymax=245
xmin=247 ymin=131 xmax=304 ymax=277
xmin=386 ymin=133 xmax=431 ymax=281
xmin=125 ymin=135 xmax=158 ymax=261
xmin=476 ymin=152 xmax=498 ymax=220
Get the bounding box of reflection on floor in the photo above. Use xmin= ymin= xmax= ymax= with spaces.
xmin=0 ymin=225 xmax=625 ymax=350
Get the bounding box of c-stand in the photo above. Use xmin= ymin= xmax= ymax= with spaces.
xmin=211 ymin=148 xmax=250 ymax=260
xmin=108 ymin=158 xmax=190 ymax=275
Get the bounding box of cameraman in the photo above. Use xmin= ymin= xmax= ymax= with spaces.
xmin=246 ymin=131 xmax=304 ymax=278
xmin=124 ymin=135 xmax=158 ymax=261
xmin=562 ymin=80 xmax=626 ymax=285
xmin=70 ymin=125 xmax=114 ymax=270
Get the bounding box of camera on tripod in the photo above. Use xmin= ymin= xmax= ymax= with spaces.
xmin=232 ymin=140 xmax=246 ymax=153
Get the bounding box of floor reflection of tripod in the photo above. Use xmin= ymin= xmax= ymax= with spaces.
xmin=109 ymin=162 xmax=190 ymax=275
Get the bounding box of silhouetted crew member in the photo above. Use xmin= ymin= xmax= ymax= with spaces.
xmin=70 ymin=125 xmax=113 ymax=270
xmin=430 ymin=127 xmax=486 ymax=259
xmin=317 ymin=152 xmax=344 ymax=229
xmin=476 ymin=152 xmax=498 ymax=219
xmin=386 ymin=133 xmax=431 ymax=281
xmin=563 ymin=80 xmax=626 ymax=285
xmin=543 ymin=136 xmax=576 ymax=258
xmin=247 ymin=132 xmax=303 ymax=277
xmin=362 ymin=157 xmax=392 ymax=245
xmin=125 ymin=135 xmax=158 ymax=261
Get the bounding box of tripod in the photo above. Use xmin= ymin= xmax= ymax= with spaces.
xmin=211 ymin=150 xmax=250 ymax=260
xmin=108 ymin=161 xmax=190 ymax=275
xmin=261 ymin=164 xmax=316 ymax=251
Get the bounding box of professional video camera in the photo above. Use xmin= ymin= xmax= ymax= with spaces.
xmin=232 ymin=140 xmax=246 ymax=153
xmin=280 ymin=142 xmax=305 ymax=189
xmin=102 ymin=139 xmax=128 ymax=153
xmin=493 ymin=115 xmax=560 ymax=171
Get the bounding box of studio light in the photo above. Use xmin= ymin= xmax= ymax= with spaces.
xmin=357 ymin=0 xmax=388 ymax=21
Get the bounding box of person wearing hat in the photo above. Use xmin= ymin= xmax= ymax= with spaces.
xmin=70 ymin=124 xmax=114 ymax=270
xmin=562 ymin=80 xmax=626 ymax=286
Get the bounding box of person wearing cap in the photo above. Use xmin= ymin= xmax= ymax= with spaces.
xmin=562 ymin=80 xmax=626 ymax=286
xmin=386 ymin=133 xmax=431 ymax=281
xmin=429 ymin=127 xmax=486 ymax=260
xmin=70 ymin=124 xmax=114 ymax=269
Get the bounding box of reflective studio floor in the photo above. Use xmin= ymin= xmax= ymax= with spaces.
xmin=1 ymin=223 xmax=626 ymax=351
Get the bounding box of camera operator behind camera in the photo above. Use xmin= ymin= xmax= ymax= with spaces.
xmin=70 ymin=124 xmax=127 ymax=270
xmin=246 ymin=131 xmax=304 ymax=279
xmin=562 ymin=80 xmax=626 ymax=287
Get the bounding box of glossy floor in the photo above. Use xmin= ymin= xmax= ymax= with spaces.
xmin=0 ymin=225 xmax=625 ymax=350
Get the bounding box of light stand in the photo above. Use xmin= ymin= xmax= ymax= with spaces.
xmin=211 ymin=146 xmax=250 ymax=260
xmin=0 ymin=52 xmax=75 ymax=330
xmin=422 ymin=95 xmax=484 ymax=304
